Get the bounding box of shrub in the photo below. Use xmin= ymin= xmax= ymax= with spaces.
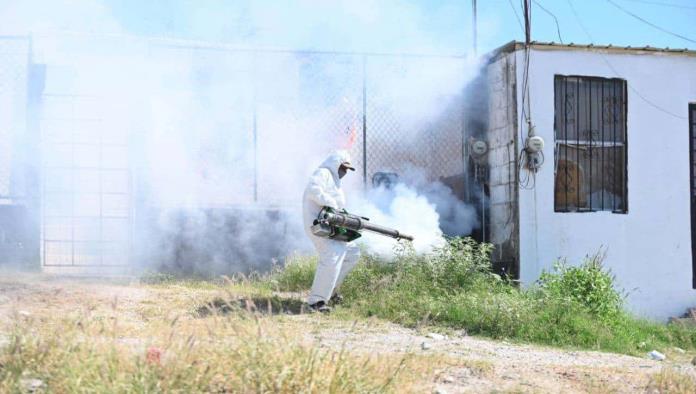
xmin=339 ymin=238 xmax=500 ymax=326
xmin=537 ymin=251 xmax=624 ymax=321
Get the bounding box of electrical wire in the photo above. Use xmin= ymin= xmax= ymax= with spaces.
xmin=606 ymin=0 xmax=696 ymax=44
xmin=518 ymin=0 xmax=531 ymax=131
xmin=617 ymin=0 xmax=696 ymax=11
xmin=517 ymin=55 xmax=530 ymax=188
xmin=566 ymin=0 xmax=594 ymax=42
xmin=533 ymin=0 xmax=564 ymax=43
xmin=517 ymin=0 xmax=537 ymax=189
xmin=518 ymin=49 xmax=534 ymax=189
xmin=507 ymin=0 xmax=526 ymax=33
xmin=567 ymin=0 xmax=688 ymax=120
xmin=522 ymin=0 xmax=532 ymax=44
xmin=603 ymin=61 xmax=687 ymax=119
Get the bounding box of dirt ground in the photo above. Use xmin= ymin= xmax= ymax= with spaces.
xmin=1 ymin=273 xmax=695 ymax=393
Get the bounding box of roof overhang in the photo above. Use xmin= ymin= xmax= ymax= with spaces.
xmin=486 ymin=40 xmax=696 ymax=63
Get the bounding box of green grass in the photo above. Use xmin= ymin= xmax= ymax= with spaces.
xmin=264 ymin=254 xmax=318 ymax=292
xmin=263 ymin=238 xmax=696 ymax=355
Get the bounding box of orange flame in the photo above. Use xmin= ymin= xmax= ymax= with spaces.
xmin=340 ymin=96 xmax=359 ymax=149
xmin=343 ymin=122 xmax=358 ymax=149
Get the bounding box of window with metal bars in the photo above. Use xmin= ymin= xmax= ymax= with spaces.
xmin=554 ymin=75 xmax=628 ymax=213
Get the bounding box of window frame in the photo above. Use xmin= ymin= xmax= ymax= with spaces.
xmin=553 ymin=74 xmax=628 ymax=214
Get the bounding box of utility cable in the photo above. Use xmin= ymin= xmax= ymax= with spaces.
xmin=507 ymin=0 xmax=526 ymax=34
xmin=516 ymin=0 xmax=536 ymax=188
xmin=617 ymin=0 xmax=696 ymax=11
xmin=519 ymin=0 xmax=532 ymax=129
xmin=567 ymin=0 xmax=594 ymax=42
xmin=533 ymin=0 xmax=564 ymax=43
xmin=567 ymin=0 xmax=688 ymax=120
xmin=607 ymin=0 xmax=696 ymax=44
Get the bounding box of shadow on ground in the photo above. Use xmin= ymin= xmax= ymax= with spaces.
xmin=197 ymin=296 xmax=306 ymax=317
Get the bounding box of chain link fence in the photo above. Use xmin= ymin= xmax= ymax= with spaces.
xmin=142 ymin=41 xmax=469 ymax=273
xmin=148 ymin=42 xmax=467 ymax=205
xmin=2 ymin=34 xmax=469 ymax=271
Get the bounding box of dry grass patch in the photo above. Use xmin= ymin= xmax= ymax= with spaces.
xmin=647 ymin=367 xmax=696 ymax=394
xmin=0 ymin=284 xmax=449 ymax=393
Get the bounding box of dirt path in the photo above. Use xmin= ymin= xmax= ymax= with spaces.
xmin=1 ymin=274 xmax=694 ymax=393
xmin=0 ymin=274 xmax=149 ymax=324
xmin=305 ymin=318 xmax=677 ymax=393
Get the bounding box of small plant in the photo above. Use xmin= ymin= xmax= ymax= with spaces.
xmin=537 ymin=251 xmax=624 ymax=321
xmin=265 ymin=254 xmax=317 ymax=292
xmin=421 ymin=237 xmax=497 ymax=291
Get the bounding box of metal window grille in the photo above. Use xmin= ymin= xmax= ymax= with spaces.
xmin=553 ymin=75 xmax=627 ymax=213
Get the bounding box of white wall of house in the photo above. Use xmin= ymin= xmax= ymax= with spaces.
xmin=516 ymin=47 xmax=696 ymax=320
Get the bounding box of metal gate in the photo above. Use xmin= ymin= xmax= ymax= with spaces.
xmin=41 ymin=93 xmax=131 ymax=271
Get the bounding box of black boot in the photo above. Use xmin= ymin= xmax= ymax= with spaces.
xmin=308 ymin=300 xmax=331 ymax=314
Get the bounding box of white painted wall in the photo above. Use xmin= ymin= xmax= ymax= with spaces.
xmin=516 ymin=47 xmax=696 ymax=320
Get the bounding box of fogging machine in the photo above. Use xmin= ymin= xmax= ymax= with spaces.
xmin=311 ymin=206 xmax=414 ymax=242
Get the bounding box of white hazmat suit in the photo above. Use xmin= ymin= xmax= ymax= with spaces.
xmin=303 ymin=150 xmax=361 ymax=305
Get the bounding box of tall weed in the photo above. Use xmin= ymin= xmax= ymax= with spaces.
xmin=243 ymin=237 xmax=696 ymax=354
xmin=537 ymin=251 xmax=623 ymax=321
xmin=266 ymin=254 xmax=318 ymax=292
xmin=336 ymin=239 xmax=696 ymax=354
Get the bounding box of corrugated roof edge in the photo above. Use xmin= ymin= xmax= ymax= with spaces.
xmin=486 ymin=40 xmax=696 ymax=63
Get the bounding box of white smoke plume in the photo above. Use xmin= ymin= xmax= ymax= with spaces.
xmin=0 ymin=0 xmax=488 ymax=273
xmin=346 ymin=166 xmax=479 ymax=258
xmin=351 ymin=184 xmax=446 ymax=257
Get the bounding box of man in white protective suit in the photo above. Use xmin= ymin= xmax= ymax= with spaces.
xmin=302 ymin=150 xmax=360 ymax=313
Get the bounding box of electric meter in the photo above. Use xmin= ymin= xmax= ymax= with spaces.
xmin=471 ymin=139 xmax=488 ymax=156
xmin=525 ymin=136 xmax=545 ymax=153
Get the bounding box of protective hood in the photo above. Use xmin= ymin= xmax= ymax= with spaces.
xmin=319 ymin=150 xmax=352 ymax=185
